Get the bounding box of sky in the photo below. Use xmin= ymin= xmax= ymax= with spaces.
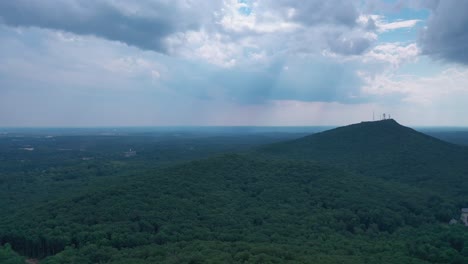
xmin=1 ymin=0 xmax=468 ymax=127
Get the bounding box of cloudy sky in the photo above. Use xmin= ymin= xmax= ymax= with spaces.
xmin=1 ymin=0 xmax=467 ymax=126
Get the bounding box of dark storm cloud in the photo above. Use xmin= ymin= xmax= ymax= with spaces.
xmin=0 ymin=0 xmax=204 ymax=53
xmin=0 ymin=0 xmax=372 ymax=56
xmin=419 ymin=0 xmax=468 ymax=64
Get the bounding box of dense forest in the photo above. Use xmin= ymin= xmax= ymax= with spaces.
xmin=0 ymin=121 xmax=467 ymax=263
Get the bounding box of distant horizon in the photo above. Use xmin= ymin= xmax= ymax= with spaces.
xmin=0 ymin=124 xmax=468 ymax=133
xmin=2 ymin=119 xmax=468 ymax=129
xmin=2 ymin=125 xmax=468 ymax=128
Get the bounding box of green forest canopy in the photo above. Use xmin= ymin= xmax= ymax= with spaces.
xmin=0 ymin=120 xmax=467 ymax=263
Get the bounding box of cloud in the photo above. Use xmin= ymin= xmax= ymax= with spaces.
xmin=0 ymin=27 xmax=167 ymax=91
xmin=378 ymin=19 xmax=420 ymax=32
xmin=216 ymin=0 xmax=300 ymax=34
xmin=0 ymin=0 xmax=215 ymax=53
xmin=0 ymin=25 xmax=365 ymax=106
xmin=244 ymin=1 xmax=373 ymax=56
xmin=351 ymin=65 xmax=468 ymax=125
xmin=0 ymin=0 xmax=431 ymax=75
xmin=326 ymin=30 xmax=376 ymax=56
xmin=269 ymin=0 xmax=358 ymax=26
xmin=0 ymin=0 xmax=376 ymax=61
xmin=165 ymin=30 xmax=241 ymax=67
xmin=358 ymin=15 xmax=421 ymax=33
xmin=4 ymin=0 xmax=463 ymax=127
xmin=419 ymin=0 xmax=468 ymax=64
xmin=361 ymin=68 xmax=468 ymax=105
xmin=364 ymin=43 xmax=420 ymax=67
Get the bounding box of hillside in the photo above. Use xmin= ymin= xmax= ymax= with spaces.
xmin=259 ymin=119 xmax=468 ymax=197
xmin=0 ymin=154 xmax=466 ymax=263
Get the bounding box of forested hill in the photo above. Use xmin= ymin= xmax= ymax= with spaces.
xmin=258 ymin=119 xmax=468 ymax=197
xmin=1 ymin=155 xmax=466 ymax=263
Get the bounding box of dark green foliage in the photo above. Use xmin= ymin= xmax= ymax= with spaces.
xmin=0 ymin=122 xmax=467 ymax=263
xmin=1 ymin=155 xmax=466 ymax=263
xmin=259 ymin=119 xmax=468 ymax=197
xmin=0 ymin=244 xmax=24 ymax=264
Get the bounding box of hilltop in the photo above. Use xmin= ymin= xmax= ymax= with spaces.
xmin=258 ymin=119 xmax=468 ymax=197
xmin=260 ymin=119 xmax=462 ymax=157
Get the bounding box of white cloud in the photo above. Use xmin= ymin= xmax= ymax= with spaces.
xmin=378 ymin=19 xmax=420 ymax=32
xmin=363 ymin=43 xmax=420 ymax=67
xmin=162 ymin=0 xmax=377 ymax=66
xmin=165 ymin=30 xmax=241 ymax=67
xmin=217 ymin=0 xmax=300 ymax=33
xmin=358 ymin=15 xmax=421 ymax=32
xmin=361 ymin=68 xmax=468 ymax=105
